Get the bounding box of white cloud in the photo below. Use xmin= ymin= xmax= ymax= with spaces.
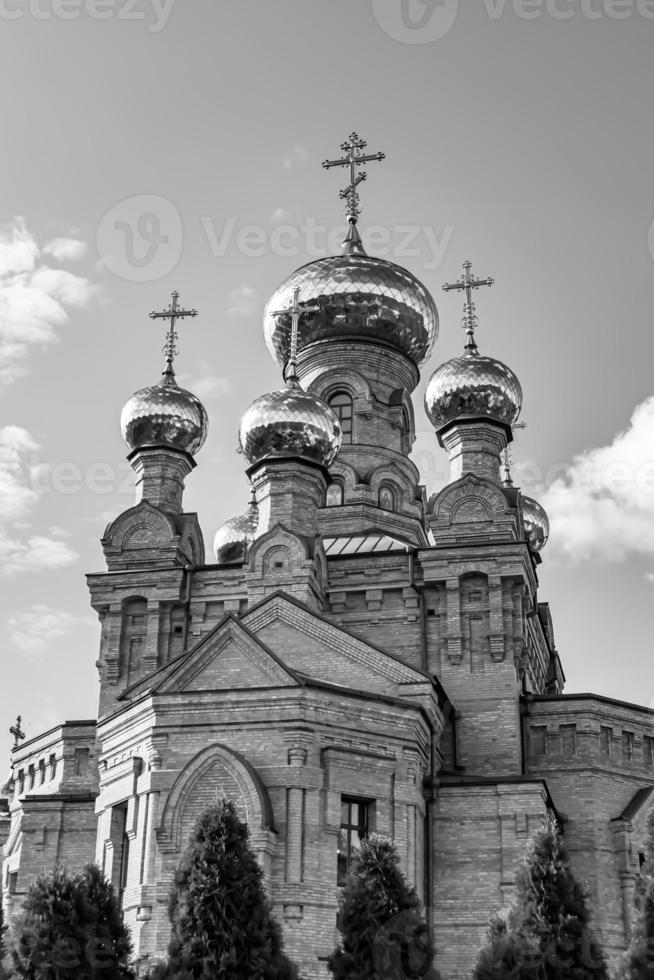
xmin=283 ymin=145 xmax=310 ymax=172
xmin=43 ymin=237 xmax=87 ymax=262
xmin=542 ymin=396 xmax=654 ymax=563
xmin=0 ymin=426 xmax=78 ymax=574
xmin=7 ymin=605 xmax=91 ymax=657
xmin=0 ymin=218 xmax=95 ymax=384
xmin=227 ymin=284 xmax=256 ymax=317
xmin=178 ymin=360 xmax=232 ymax=400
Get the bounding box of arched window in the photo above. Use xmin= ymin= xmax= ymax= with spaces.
xmin=378 ymin=485 xmax=395 ymax=511
xmin=328 ymin=391 xmax=353 ymax=444
xmin=326 ymin=482 xmax=344 ymax=507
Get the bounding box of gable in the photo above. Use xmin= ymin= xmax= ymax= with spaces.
xmin=242 ymin=592 xmax=431 ymax=698
xmin=154 ymin=618 xmax=300 ymax=694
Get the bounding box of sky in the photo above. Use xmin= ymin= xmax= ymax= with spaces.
xmin=2 ymin=0 xmax=654 ymax=753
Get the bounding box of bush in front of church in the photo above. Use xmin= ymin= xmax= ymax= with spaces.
xmin=152 ymin=799 xmax=297 ymax=980
xmin=616 ymin=805 xmax=654 ymax=980
xmin=4 ymin=863 xmax=134 ymax=979
xmin=328 ymin=834 xmax=438 ymax=980
xmin=473 ymin=812 xmax=609 ymax=980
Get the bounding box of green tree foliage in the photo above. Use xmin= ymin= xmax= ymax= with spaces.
xmin=617 ymin=805 xmax=654 ymax=980
xmin=155 ymin=799 xmax=296 ymax=980
xmin=5 ymin=863 xmax=133 ymax=979
xmin=474 ymin=813 xmax=608 ymax=980
xmin=328 ymin=834 xmax=438 ymax=980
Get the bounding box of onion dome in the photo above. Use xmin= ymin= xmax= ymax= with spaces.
xmin=213 ymin=491 xmax=259 ymax=563
xmin=425 ymin=350 xmax=522 ymax=431
xmin=121 ymin=363 xmax=208 ymax=456
xmin=263 ymin=252 xmax=438 ymax=369
xmin=522 ymin=495 xmax=550 ymax=552
xmin=239 ymin=382 xmax=342 ymax=468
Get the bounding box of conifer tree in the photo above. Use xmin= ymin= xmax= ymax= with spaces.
xmin=618 ymin=805 xmax=654 ymax=980
xmin=156 ymin=799 xmax=296 ymax=980
xmin=328 ymin=834 xmax=437 ymax=980
xmin=5 ymin=863 xmax=134 ymax=979
xmin=474 ymin=813 xmax=608 ymax=980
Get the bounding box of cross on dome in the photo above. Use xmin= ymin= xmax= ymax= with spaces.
xmin=271 ymin=286 xmax=320 ymax=386
xmin=443 ymin=260 xmax=494 ymax=351
xmin=322 ymin=132 xmax=385 ymax=253
xmin=9 ymin=715 xmax=25 ymax=748
xmin=149 ymin=290 xmax=198 ymax=379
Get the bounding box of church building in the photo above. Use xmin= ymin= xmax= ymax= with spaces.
xmin=2 ymin=134 xmax=654 ymax=980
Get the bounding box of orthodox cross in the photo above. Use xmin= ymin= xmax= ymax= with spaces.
xmin=443 ymin=260 xmax=494 ymax=351
xmin=149 ymin=290 xmax=198 ymax=374
xmin=9 ymin=715 xmax=25 ymax=749
xmin=272 ymin=286 xmax=320 ymax=385
xmin=322 ymin=132 xmax=386 ymax=221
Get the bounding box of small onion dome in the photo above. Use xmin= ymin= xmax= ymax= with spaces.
xmin=424 ymin=349 xmax=522 ymax=431
xmin=263 ymin=253 xmax=438 ymax=369
xmin=213 ymin=496 xmax=259 ymax=563
xmin=522 ymin=495 xmax=550 ymax=552
xmin=239 ymin=384 xmax=342 ymax=468
xmin=121 ymin=366 xmax=208 ymax=456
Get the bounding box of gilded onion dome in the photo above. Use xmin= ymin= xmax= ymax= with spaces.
xmin=239 ymin=382 xmax=342 ymax=468
xmin=213 ymin=492 xmax=259 ymax=563
xmin=121 ymin=364 xmax=208 ymax=456
xmin=522 ymin=494 xmax=550 ymax=552
xmin=424 ymin=349 xmax=523 ymax=431
xmin=263 ymin=252 xmax=438 ymax=369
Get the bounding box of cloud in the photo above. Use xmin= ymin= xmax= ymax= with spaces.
xmin=227 ymin=284 xmax=256 ymax=317
xmin=177 ymin=360 xmax=232 ymax=401
xmin=541 ymin=396 xmax=654 ymax=563
xmin=0 ymin=218 xmax=95 ymax=384
xmin=0 ymin=426 xmax=78 ymax=574
xmin=7 ymin=604 xmax=91 ymax=657
xmin=283 ymin=145 xmax=310 ymax=172
xmin=43 ymin=237 xmax=87 ymax=262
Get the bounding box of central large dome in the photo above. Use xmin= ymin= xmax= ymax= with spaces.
xmin=264 ymin=253 xmax=438 ymax=368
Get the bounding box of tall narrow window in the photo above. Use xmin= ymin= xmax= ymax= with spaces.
xmin=600 ymin=726 xmax=612 ymax=758
xmin=326 ymin=482 xmax=344 ymax=507
xmin=328 ymin=392 xmax=353 ymax=444
xmin=74 ymin=747 xmax=90 ymax=776
xmin=530 ymin=726 xmax=547 ymax=756
xmin=38 ymin=759 xmax=46 ymax=785
xmin=622 ymin=730 xmax=634 ymax=763
xmin=645 ymin=736 xmax=654 ymax=766
xmin=28 ymin=764 xmax=35 ymax=789
xmin=560 ymin=724 xmax=576 ymax=755
xmin=337 ymin=797 xmax=370 ymax=886
xmin=49 ymin=753 xmax=57 ymax=780
xmin=17 ymin=770 xmax=24 ymax=794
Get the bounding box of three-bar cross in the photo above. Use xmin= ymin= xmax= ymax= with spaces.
xmin=322 ymin=132 xmax=386 ymax=220
xmin=272 ymin=286 xmax=320 ymax=385
xmin=443 ymin=260 xmax=494 ymax=350
xmin=149 ymin=291 xmax=198 ymax=373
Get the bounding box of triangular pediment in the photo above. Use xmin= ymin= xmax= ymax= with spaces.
xmin=152 ymin=617 xmax=301 ymax=695
xmin=241 ymin=592 xmax=431 ymax=698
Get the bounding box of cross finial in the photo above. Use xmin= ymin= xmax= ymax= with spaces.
xmin=322 ymin=132 xmax=386 ymax=253
xmin=149 ymin=290 xmax=198 ymax=381
xmin=271 ymin=286 xmax=321 ymax=386
xmin=9 ymin=716 xmax=25 ymax=749
xmin=443 ymin=260 xmax=494 ymax=352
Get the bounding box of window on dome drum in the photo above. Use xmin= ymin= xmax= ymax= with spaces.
xmin=17 ymin=769 xmax=24 ymax=795
xmin=49 ymin=753 xmax=57 ymax=780
xmin=74 ymin=747 xmax=90 ymax=776
xmin=337 ymin=797 xmax=370 ymax=886
xmin=28 ymin=764 xmax=35 ymax=789
xmin=600 ymin=726 xmax=612 ymax=758
xmin=328 ymin=392 xmax=353 ymax=444
xmin=621 ymin=730 xmax=634 ymax=763
xmin=560 ymin=724 xmax=576 ymax=755
xmin=38 ymin=759 xmax=46 ymax=785
xmin=645 ymin=736 xmax=654 ymax=766
xmin=378 ymin=486 xmax=395 ymax=511
xmin=326 ymin=482 xmax=344 ymax=507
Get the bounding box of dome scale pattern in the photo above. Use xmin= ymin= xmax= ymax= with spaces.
xmin=425 ymin=350 xmax=522 ymax=430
